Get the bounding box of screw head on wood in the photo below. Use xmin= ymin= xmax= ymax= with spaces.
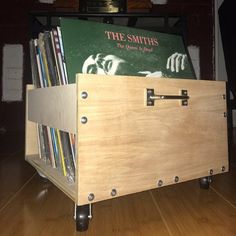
xmin=88 ymin=193 xmax=95 ymax=201
xmin=209 ymin=169 xmax=214 ymax=175
xmin=111 ymin=189 xmax=117 ymax=197
xmin=174 ymin=176 xmax=179 ymax=183
xmin=81 ymin=116 xmax=88 ymax=124
xmin=221 ymin=166 xmax=225 ymax=172
xmin=81 ymin=91 xmax=88 ymax=99
xmin=158 ymin=180 xmax=163 ymax=187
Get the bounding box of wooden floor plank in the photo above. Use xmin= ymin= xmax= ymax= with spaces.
xmin=0 ymin=175 xmax=74 ymax=236
xmin=84 ymin=191 xmax=171 ymax=236
xmin=210 ymin=167 xmax=236 ymax=208
xmin=209 ymin=128 xmax=236 ymax=207
xmin=151 ymin=179 xmax=236 ymax=236
xmin=0 ymin=174 xmax=170 ymax=236
xmin=0 ymin=152 xmax=35 ymax=209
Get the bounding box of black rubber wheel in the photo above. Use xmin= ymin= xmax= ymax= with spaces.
xmin=75 ymin=205 xmax=90 ymax=232
xmin=199 ymin=176 xmax=212 ymax=189
xmin=37 ymin=170 xmax=48 ymax=182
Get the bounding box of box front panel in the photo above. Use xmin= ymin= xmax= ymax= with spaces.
xmin=76 ymin=74 xmax=228 ymax=205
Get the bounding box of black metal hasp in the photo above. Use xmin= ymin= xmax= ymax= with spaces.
xmin=146 ymin=88 xmax=189 ymax=106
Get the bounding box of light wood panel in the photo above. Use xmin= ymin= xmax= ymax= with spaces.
xmin=25 ymin=74 xmax=229 ymax=206
xmin=151 ymin=180 xmax=236 ymax=236
xmin=76 ymin=74 xmax=228 ymax=205
xmin=27 ymin=84 xmax=76 ymax=133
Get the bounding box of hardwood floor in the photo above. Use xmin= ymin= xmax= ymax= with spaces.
xmin=0 ymin=129 xmax=235 ymax=236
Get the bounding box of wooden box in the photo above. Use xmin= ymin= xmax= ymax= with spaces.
xmin=25 ymin=74 xmax=228 ymax=206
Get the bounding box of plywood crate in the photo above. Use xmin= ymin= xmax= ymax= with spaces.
xmin=25 ymin=74 xmax=229 ymax=206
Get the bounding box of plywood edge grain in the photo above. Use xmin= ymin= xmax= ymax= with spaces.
xmin=25 ymin=85 xmax=39 ymax=157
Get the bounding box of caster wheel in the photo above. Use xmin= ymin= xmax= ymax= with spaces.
xmin=37 ymin=170 xmax=48 ymax=182
xmin=75 ymin=205 xmax=90 ymax=232
xmin=199 ymin=176 xmax=212 ymax=189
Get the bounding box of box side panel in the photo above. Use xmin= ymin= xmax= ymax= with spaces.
xmin=26 ymin=84 xmax=76 ymax=202
xmin=77 ymin=74 xmax=228 ymax=205
xmin=28 ymin=84 xmax=77 ymax=134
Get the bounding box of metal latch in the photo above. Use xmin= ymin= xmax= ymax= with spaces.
xmin=146 ymin=89 xmax=189 ymax=106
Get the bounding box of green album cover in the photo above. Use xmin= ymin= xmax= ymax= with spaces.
xmin=60 ymin=18 xmax=196 ymax=84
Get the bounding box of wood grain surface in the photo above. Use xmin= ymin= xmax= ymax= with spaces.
xmin=76 ymin=74 xmax=228 ymax=204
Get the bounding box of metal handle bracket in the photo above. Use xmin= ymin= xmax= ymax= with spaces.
xmin=147 ymin=88 xmax=189 ymax=106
